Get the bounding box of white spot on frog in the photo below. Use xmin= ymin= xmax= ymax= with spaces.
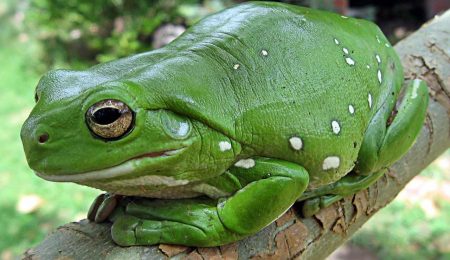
xmin=334 ymin=38 xmax=339 ymax=45
xmin=345 ymin=57 xmax=355 ymax=66
xmin=331 ymin=121 xmax=341 ymax=134
xmin=377 ymin=70 xmax=382 ymax=84
xmin=366 ymin=65 xmax=371 ymax=69
xmin=235 ymin=159 xmax=255 ymax=169
xmin=233 ymin=64 xmax=240 ymax=70
xmin=376 ymin=35 xmax=381 ymax=43
xmin=341 ymin=15 xmax=348 ymax=19
xmin=376 ymin=54 xmax=381 ymax=64
xmin=261 ymin=49 xmax=268 ymax=56
xmin=323 ymin=156 xmax=340 ymax=170
xmin=368 ymin=93 xmax=373 ymax=108
xmin=289 ymin=136 xmax=303 ymax=150
xmin=219 ymin=141 xmax=232 ymax=152
xmin=348 ymin=105 xmax=355 ymax=114
xmin=412 ymin=79 xmax=421 ymax=99
xmin=385 ymin=43 xmax=390 ymax=47
xmin=343 ymin=48 xmax=349 ymax=54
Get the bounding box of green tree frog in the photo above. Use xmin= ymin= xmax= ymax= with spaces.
xmin=21 ymin=2 xmax=429 ymax=247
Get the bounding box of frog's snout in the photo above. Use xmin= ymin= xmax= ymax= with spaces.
xmin=21 ymin=120 xmax=51 ymax=146
xmin=20 ymin=116 xmax=53 ymax=168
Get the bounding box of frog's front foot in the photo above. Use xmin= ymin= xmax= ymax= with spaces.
xmin=87 ymin=193 xmax=123 ymax=223
xmin=111 ymin=158 xmax=310 ymax=247
xmin=110 ymin=198 xmax=241 ymax=247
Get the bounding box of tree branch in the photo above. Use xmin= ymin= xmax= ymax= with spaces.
xmin=23 ymin=11 xmax=450 ymax=260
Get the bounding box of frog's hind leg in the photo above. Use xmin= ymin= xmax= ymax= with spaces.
xmin=356 ymin=79 xmax=428 ymax=174
xmin=300 ymin=79 xmax=428 ymax=217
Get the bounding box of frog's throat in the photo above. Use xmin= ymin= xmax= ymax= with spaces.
xmin=35 ymin=148 xmax=184 ymax=182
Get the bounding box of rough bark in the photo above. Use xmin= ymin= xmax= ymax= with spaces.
xmin=23 ymin=11 xmax=450 ymax=260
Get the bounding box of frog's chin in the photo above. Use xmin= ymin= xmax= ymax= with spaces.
xmin=35 ymin=148 xmax=185 ymax=183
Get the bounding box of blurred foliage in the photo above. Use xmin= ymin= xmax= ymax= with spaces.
xmin=25 ymin=0 xmax=234 ymax=70
xmin=351 ymin=199 xmax=450 ymax=259
xmin=21 ymin=0 xmax=426 ymax=70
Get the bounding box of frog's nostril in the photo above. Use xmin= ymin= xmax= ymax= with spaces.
xmin=38 ymin=133 xmax=49 ymax=144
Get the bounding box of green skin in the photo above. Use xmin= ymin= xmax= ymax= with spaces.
xmin=21 ymin=2 xmax=429 ymax=247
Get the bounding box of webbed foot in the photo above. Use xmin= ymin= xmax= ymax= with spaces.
xmin=299 ymin=171 xmax=385 ymax=217
xmin=301 ymin=195 xmax=344 ymax=217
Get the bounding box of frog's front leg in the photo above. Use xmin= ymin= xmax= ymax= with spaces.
xmin=301 ymin=79 xmax=428 ymax=216
xmin=110 ymin=158 xmax=309 ymax=247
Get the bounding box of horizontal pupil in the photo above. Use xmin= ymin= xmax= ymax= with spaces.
xmin=93 ymin=107 xmax=122 ymax=125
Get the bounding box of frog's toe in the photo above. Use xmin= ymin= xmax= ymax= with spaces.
xmin=87 ymin=193 xmax=122 ymax=223
xmin=87 ymin=193 xmax=106 ymax=222
xmin=137 ymin=220 xmax=208 ymax=246
xmin=111 ymin=215 xmax=141 ymax=246
xmin=302 ymin=197 xmax=321 ymax=217
xmin=111 ymin=214 xmax=212 ymax=246
xmin=302 ymin=195 xmax=344 ymax=217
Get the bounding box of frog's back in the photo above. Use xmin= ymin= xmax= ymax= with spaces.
xmin=143 ymin=2 xmax=403 ymax=187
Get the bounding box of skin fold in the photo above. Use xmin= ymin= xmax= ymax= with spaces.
xmin=21 ymin=2 xmax=429 ymax=247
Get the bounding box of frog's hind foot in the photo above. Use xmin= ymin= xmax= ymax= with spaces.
xmin=356 ymin=79 xmax=428 ymax=174
xmin=299 ymin=170 xmax=385 ymax=217
xmin=301 ymin=195 xmax=344 ymax=217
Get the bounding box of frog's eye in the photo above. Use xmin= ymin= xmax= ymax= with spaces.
xmin=86 ymin=99 xmax=134 ymax=140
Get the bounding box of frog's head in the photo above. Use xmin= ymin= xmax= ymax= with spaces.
xmin=21 ymin=67 xmax=238 ymax=194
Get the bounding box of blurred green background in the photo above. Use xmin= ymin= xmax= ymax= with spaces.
xmin=0 ymin=0 xmax=448 ymax=259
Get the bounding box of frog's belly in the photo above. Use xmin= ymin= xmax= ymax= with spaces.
xmin=80 ymin=176 xmax=231 ymax=199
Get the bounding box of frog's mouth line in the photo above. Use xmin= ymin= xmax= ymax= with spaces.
xmin=35 ymin=148 xmax=185 ymax=182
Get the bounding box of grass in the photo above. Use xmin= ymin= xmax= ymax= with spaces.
xmin=0 ymin=2 xmax=449 ymax=259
